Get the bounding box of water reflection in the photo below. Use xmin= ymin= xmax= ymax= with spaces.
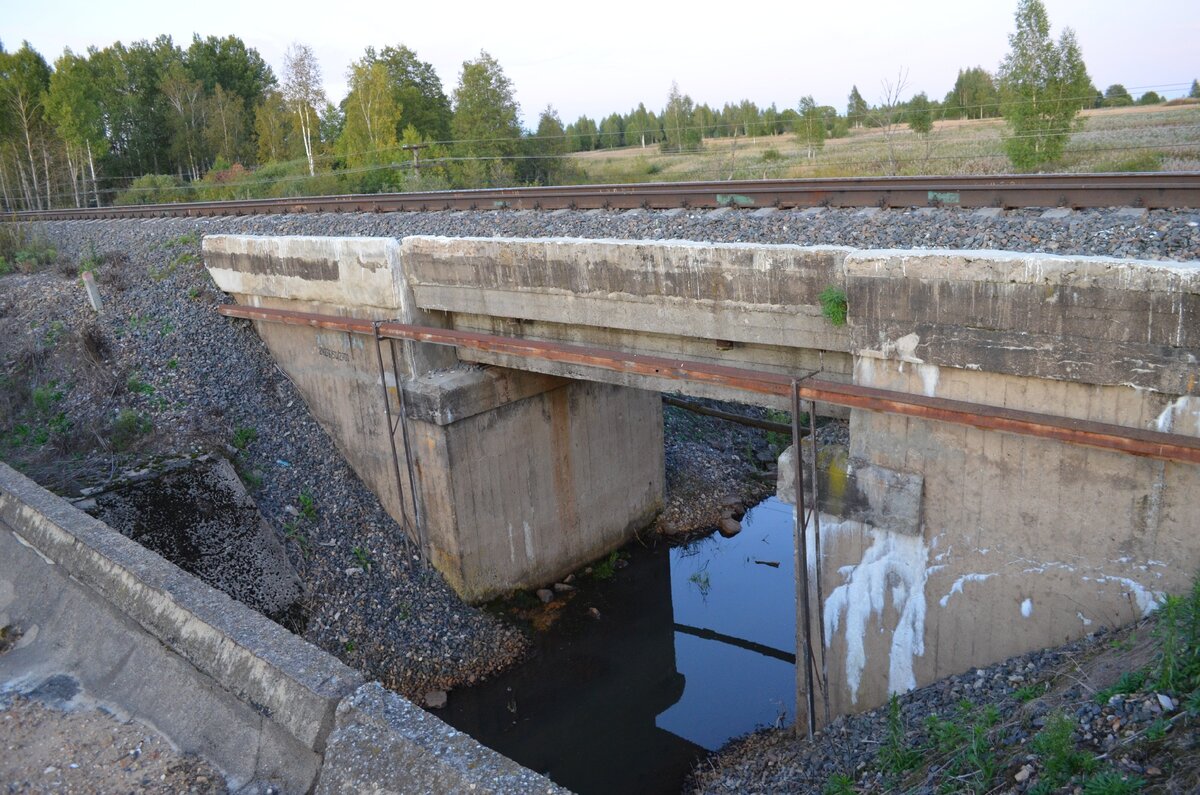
xmin=659 ymin=497 xmax=797 ymax=750
xmin=439 ymin=498 xmax=796 ymax=794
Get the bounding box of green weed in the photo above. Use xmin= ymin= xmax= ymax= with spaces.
xmin=923 ymin=700 xmax=1000 ymax=794
xmin=31 ymin=382 xmax=64 ymax=413
xmin=352 ymin=546 xmax=372 ymax=571
xmin=1015 ymin=681 xmax=1049 ymax=702
xmin=164 ymin=232 xmax=199 ymax=248
xmin=232 ymin=426 xmax=257 ymax=451
xmin=238 ymin=467 xmax=263 ymax=489
xmin=1152 ymin=579 xmax=1200 ymax=694
xmin=110 ymin=409 xmax=151 ymax=451
xmin=298 ymin=489 xmax=317 ymax=520
xmin=283 ymin=520 xmax=311 ymax=557
xmin=1080 ymin=769 xmax=1146 ymax=794
xmin=819 ymin=285 xmax=848 ymax=326
xmin=1144 ymin=717 xmax=1170 ymax=741
xmin=1095 ymin=669 xmax=1147 ymax=704
xmin=878 ymin=695 xmax=921 ymax=780
xmin=1031 ymin=711 xmax=1097 ymax=791
xmin=591 ymin=551 xmax=620 ymax=580
xmin=125 ymin=375 xmax=155 ymax=396
xmin=43 ymin=321 xmax=66 ymax=346
xmin=822 ymin=773 xmax=856 ymax=795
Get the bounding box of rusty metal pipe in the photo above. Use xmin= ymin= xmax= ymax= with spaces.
xmin=793 ymin=380 xmax=817 ymax=739
xmin=661 ymin=394 xmax=793 ymax=435
xmin=217 ymin=304 xmax=1200 ymax=466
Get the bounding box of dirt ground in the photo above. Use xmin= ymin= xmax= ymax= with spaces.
xmin=0 ymin=692 xmax=227 ymax=794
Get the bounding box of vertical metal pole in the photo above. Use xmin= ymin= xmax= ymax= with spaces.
xmin=809 ymin=400 xmax=831 ymax=726
xmin=372 ymin=322 xmax=420 ymax=554
xmin=388 ymin=338 xmax=427 ymax=562
xmin=792 ymin=379 xmax=817 ymax=739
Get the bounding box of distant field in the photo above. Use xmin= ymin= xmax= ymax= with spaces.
xmin=569 ymin=103 xmax=1200 ymax=183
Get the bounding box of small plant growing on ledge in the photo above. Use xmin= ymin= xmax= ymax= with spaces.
xmin=819 ymin=285 xmax=848 ymax=326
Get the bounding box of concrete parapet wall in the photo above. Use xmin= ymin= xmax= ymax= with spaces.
xmin=317 ymin=683 xmax=568 ymax=795
xmin=402 ymin=236 xmax=854 ymax=353
xmin=0 ymin=462 xmax=560 ymax=793
xmin=847 ymin=249 xmax=1200 ymax=393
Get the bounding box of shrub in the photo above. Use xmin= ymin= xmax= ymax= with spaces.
xmin=114 ymin=174 xmax=188 ymax=206
xmin=110 ymin=409 xmax=151 ymax=451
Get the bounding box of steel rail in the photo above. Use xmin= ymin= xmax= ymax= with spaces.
xmin=7 ymin=172 xmax=1200 ymax=220
xmin=217 ymin=304 xmax=1200 ymax=466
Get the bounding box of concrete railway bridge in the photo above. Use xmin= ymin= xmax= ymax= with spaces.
xmin=203 ymin=233 xmax=1200 ymax=724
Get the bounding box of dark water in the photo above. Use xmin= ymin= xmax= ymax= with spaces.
xmin=440 ymin=497 xmax=796 ymax=794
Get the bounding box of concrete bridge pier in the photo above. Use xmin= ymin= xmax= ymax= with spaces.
xmin=204 ymin=235 xmax=663 ymax=602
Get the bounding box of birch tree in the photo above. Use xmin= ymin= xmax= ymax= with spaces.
xmin=997 ymin=0 xmax=1092 ymax=170
xmin=282 ymin=43 xmax=324 ymax=176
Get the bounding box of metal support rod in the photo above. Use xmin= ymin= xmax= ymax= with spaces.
xmin=809 ymin=401 xmax=831 ymax=726
xmin=387 ymin=338 xmax=427 ymax=566
xmin=371 ymin=322 xmax=420 ymax=554
xmin=216 ymin=304 xmax=1200 ymax=466
xmin=793 ymin=379 xmax=817 ymax=739
xmin=662 ymin=394 xmax=795 ymax=434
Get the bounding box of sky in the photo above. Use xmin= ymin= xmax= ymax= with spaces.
xmin=4 ymin=0 xmax=1198 ymax=128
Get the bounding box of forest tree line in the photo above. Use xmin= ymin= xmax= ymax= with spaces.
xmin=1 ymin=21 xmax=1196 ymax=210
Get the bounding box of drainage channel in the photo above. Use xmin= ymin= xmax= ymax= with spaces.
xmin=439 ymin=497 xmax=797 ymax=794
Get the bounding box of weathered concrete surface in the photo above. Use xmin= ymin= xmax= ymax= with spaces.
xmin=316 ymin=683 xmax=568 ymax=795
xmin=0 ymin=461 xmax=362 ymax=792
xmin=402 ymin=236 xmax=852 ymax=352
xmin=779 ymin=249 xmax=1200 ymax=724
xmin=0 ymin=462 xmax=563 ymax=794
xmin=205 ymin=235 xmax=455 ymax=375
xmin=847 ymin=249 xmax=1200 ymax=394
xmin=411 ymin=379 xmax=663 ymax=601
xmin=206 ymin=235 xmax=665 ymax=602
xmin=776 ymin=443 xmax=923 ymax=537
xmin=88 ymin=457 xmax=302 ymax=624
xmin=403 ymin=236 xmax=855 ymax=409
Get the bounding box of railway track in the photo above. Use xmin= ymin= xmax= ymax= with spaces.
xmin=5 ymin=172 xmax=1200 ymax=220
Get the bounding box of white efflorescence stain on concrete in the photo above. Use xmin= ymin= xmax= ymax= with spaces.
xmin=917 ymin=364 xmax=940 ymax=397
xmin=822 ymin=516 xmax=930 ymax=704
xmin=522 ymin=521 xmax=535 ymax=563
xmin=938 ymin=573 xmax=997 ymax=608
xmin=1021 ymin=598 xmax=1034 ymax=618
xmin=1083 ymin=576 xmax=1164 ymax=617
xmin=1154 ymin=395 xmax=1200 ymax=436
